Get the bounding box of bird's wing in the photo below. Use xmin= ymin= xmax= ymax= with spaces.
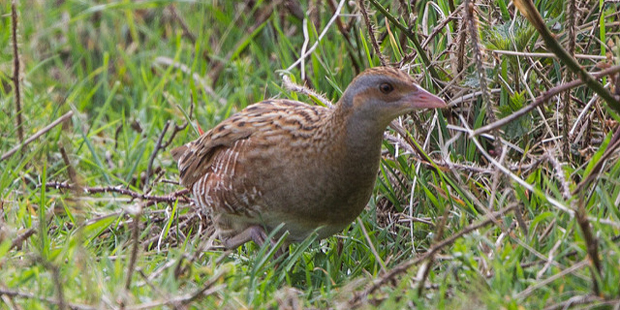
xmin=171 ymin=99 xmax=311 ymax=187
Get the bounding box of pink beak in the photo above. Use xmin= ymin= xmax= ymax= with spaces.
xmin=407 ymin=87 xmax=446 ymax=109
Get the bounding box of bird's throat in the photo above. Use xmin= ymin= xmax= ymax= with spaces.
xmin=325 ymin=106 xmax=387 ymax=201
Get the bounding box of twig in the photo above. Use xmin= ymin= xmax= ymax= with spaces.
xmin=125 ymin=268 xmax=228 ymax=310
xmin=358 ymin=0 xmax=388 ymax=66
xmin=366 ymin=0 xmax=440 ymax=82
xmin=490 ymin=50 xmax=606 ymax=60
xmin=562 ymin=0 xmax=577 ymax=161
xmin=542 ymin=295 xmax=607 ymax=310
xmin=37 ymin=259 xmax=66 ymax=310
xmin=284 ymin=0 xmax=346 ymax=72
xmin=417 ymin=194 xmax=452 ymax=296
xmin=464 ymin=0 xmax=497 ymax=146
xmin=421 ymin=5 xmax=462 ymax=50
xmin=471 ymin=65 xmax=620 ymax=137
xmin=356 ymin=218 xmax=387 ymax=274
xmin=125 ymin=204 xmax=143 ymax=290
xmin=44 ymin=182 xmax=191 ymax=207
xmin=1 ymin=111 xmax=74 ymax=162
xmin=349 ymin=205 xmax=516 ymax=307
xmin=300 ymin=17 xmax=310 ymax=80
xmin=459 ymin=114 xmax=575 ymax=215
xmin=144 ymin=121 xmax=171 ymax=191
xmin=167 ymin=4 xmax=196 ymax=44
xmin=546 ymin=149 xmax=571 ymax=200
xmin=11 ymin=0 xmax=24 ymax=146
xmin=575 ymin=195 xmax=602 ymax=296
xmin=163 ymin=96 xmax=192 ymax=145
xmin=515 ymin=259 xmax=590 ymax=300
xmin=326 ymin=0 xmax=361 ymax=73
xmin=281 ymin=75 xmax=333 ymax=108
xmin=9 ymin=228 xmax=35 ymax=251
xmin=59 ymin=145 xmax=79 ymax=185
xmin=572 ymin=125 xmax=620 ymax=194
xmin=513 ymin=0 xmax=620 ymax=112
xmin=455 ymin=10 xmax=467 ymax=75
xmin=0 ymin=287 xmax=94 ymax=310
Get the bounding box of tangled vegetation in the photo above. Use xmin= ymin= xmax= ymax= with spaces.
xmin=1 ymin=0 xmax=620 ymax=308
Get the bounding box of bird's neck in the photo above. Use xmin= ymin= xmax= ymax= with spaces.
xmin=327 ymin=103 xmax=388 ymax=185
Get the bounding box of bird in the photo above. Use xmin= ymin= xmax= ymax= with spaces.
xmin=171 ymin=66 xmax=446 ymax=252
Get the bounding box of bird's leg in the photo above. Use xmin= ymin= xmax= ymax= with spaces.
xmin=222 ymin=225 xmax=267 ymax=249
xmin=222 ymin=225 xmax=287 ymax=258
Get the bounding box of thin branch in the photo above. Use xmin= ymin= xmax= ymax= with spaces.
xmin=11 ymin=0 xmax=24 ymax=145
xmin=282 ymin=75 xmax=333 ymax=108
xmin=471 ymin=65 xmax=620 ymax=137
xmin=125 ymin=204 xmax=143 ymax=290
xmin=44 ymin=182 xmax=191 ymax=207
xmin=465 ymin=0 xmax=497 ymax=145
xmin=515 ymin=259 xmax=590 ymax=300
xmin=562 ymin=0 xmax=577 ymax=161
xmin=575 ymin=196 xmax=602 ymax=296
xmin=514 ymin=0 xmax=620 ymax=111
xmin=490 ymin=50 xmax=606 ymax=60
xmin=284 ymin=0 xmax=346 ymax=72
xmin=9 ymin=228 xmax=36 ymax=251
xmin=573 ymin=126 xmax=620 ymax=194
xmin=0 ymin=287 xmax=92 ymax=310
xmin=153 ymin=57 xmax=226 ymax=105
xmin=366 ymin=0 xmax=440 ymax=82
xmin=144 ymin=121 xmax=171 ymax=191
xmin=546 ymin=149 xmax=571 ymax=200
xmin=125 ymin=269 xmax=227 ymax=309
xmin=1 ymin=111 xmax=74 ymax=162
xmin=358 ymin=0 xmax=388 ymax=66
xmin=356 ymin=218 xmax=387 ymax=274
xmin=167 ymin=4 xmax=196 ymax=44
xmin=349 ymin=205 xmax=516 ymax=307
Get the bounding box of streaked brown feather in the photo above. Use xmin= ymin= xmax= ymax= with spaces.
xmin=171 ymin=66 xmax=446 ymax=248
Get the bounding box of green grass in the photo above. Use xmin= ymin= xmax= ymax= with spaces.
xmin=1 ymin=0 xmax=620 ymax=308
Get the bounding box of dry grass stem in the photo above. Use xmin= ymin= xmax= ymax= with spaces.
xmin=358 ymin=0 xmax=388 ymax=66
xmin=1 ymin=111 xmax=74 ymax=162
xmin=471 ymin=65 xmax=620 ymax=137
xmin=284 ymin=0 xmax=346 ymax=73
xmin=349 ymin=205 xmax=516 ymax=308
xmin=11 ymin=0 xmax=24 ymax=146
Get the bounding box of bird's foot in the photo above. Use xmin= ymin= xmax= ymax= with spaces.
xmin=223 ymin=225 xmax=287 ymax=258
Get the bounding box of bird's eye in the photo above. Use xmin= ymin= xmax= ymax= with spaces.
xmin=379 ymin=83 xmax=394 ymax=94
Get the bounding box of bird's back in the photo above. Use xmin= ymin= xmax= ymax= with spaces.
xmin=172 ymin=99 xmax=357 ymax=241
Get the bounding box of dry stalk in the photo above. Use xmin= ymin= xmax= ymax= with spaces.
xmin=167 ymin=4 xmax=196 ymax=44
xmin=514 ymin=0 xmax=620 ymax=111
xmin=145 ymin=121 xmax=172 ymax=192
xmin=572 ymin=125 xmax=620 ymax=194
xmin=125 ymin=203 xmax=144 ymax=290
xmin=366 ymin=0 xmax=440 ymax=82
xmin=44 ymin=182 xmax=191 ymax=207
xmin=574 ymin=196 xmax=602 ymax=296
xmin=471 ymin=65 xmax=620 ymax=137
xmin=562 ymin=0 xmax=577 ymax=161
xmin=327 ymin=0 xmax=361 ymax=73
xmin=1 ymin=111 xmax=74 ymax=162
xmin=358 ymin=0 xmax=388 ymax=66
xmin=348 ymin=205 xmax=516 ymax=308
xmin=11 ymin=0 xmax=24 ymax=146
xmin=464 ymin=0 xmax=497 ymax=148
xmin=416 ymin=195 xmax=452 ymax=296
xmin=0 ymin=287 xmax=92 ymax=310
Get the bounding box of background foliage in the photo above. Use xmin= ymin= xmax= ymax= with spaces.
xmin=1 ymin=0 xmax=620 ymax=308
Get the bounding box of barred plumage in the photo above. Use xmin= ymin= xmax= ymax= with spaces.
xmin=171 ymin=67 xmax=446 ymax=251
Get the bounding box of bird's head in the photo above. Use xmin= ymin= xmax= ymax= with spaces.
xmin=339 ymin=67 xmax=446 ymax=125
